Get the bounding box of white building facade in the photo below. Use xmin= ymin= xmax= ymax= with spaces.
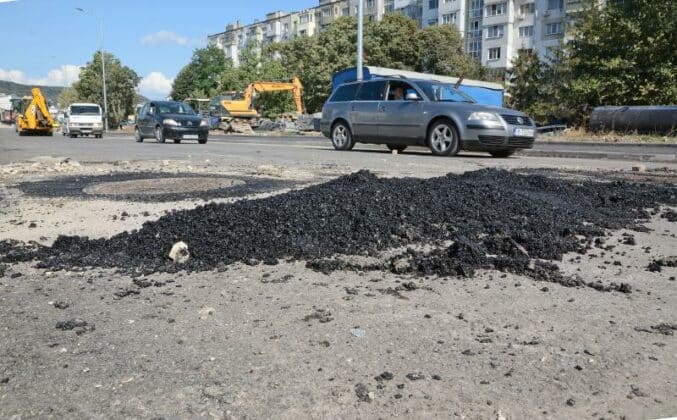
xmin=208 ymin=0 xmax=601 ymax=70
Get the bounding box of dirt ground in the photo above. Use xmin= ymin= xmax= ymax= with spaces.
xmin=0 ymin=158 xmax=675 ymax=419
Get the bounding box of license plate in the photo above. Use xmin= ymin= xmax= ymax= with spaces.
xmin=513 ymin=128 xmax=535 ymax=137
xmin=183 ymin=134 xmax=198 ymax=139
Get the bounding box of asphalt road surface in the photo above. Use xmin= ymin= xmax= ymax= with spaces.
xmin=1 ymin=128 xmax=675 ymax=173
xmin=1 ymin=126 xmax=676 ymax=419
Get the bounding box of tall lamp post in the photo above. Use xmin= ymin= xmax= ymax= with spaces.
xmin=76 ymin=7 xmax=109 ymax=133
xmin=357 ymin=0 xmax=364 ymax=81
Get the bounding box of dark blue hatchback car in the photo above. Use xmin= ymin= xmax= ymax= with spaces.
xmin=135 ymin=101 xmax=209 ymax=144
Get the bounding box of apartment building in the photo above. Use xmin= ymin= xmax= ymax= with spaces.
xmin=208 ymin=0 xmax=421 ymax=66
xmin=423 ymin=0 xmax=606 ymax=69
xmin=208 ymin=0 xmax=601 ymax=70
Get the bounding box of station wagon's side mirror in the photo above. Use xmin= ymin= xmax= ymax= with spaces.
xmin=405 ymin=92 xmax=421 ymax=101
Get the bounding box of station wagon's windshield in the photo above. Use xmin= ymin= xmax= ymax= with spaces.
xmin=157 ymin=103 xmax=196 ymax=115
xmin=416 ymin=81 xmax=475 ymax=103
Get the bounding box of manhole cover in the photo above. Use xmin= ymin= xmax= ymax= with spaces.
xmin=83 ymin=177 xmax=245 ymax=196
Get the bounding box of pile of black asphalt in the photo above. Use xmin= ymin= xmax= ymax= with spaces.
xmin=2 ymin=169 xmax=675 ymax=292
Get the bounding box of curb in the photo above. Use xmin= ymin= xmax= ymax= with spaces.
xmin=536 ymin=140 xmax=677 ymax=149
xmin=519 ymin=149 xmax=676 ymax=163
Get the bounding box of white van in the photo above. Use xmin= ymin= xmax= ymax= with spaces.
xmin=62 ymin=103 xmax=104 ymax=138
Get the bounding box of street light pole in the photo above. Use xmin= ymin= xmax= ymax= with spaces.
xmin=99 ymin=18 xmax=108 ymax=133
xmin=77 ymin=7 xmax=108 ymax=133
xmin=357 ymin=0 xmax=363 ymax=81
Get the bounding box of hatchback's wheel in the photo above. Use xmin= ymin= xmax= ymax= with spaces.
xmin=428 ymin=120 xmax=460 ymax=156
xmin=155 ymin=126 xmax=165 ymax=143
xmin=134 ymin=128 xmax=143 ymax=143
xmin=173 ymin=139 xmax=181 ymax=144
xmin=69 ymin=133 xmax=77 ymax=138
xmin=490 ymin=149 xmax=515 ymax=158
xmin=198 ymin=137 xmax=208 ymax=144
xmin=387 ymin=144 xmax=407 ymax=153
xmin=331 ymin=122 xmax=354 ymax=151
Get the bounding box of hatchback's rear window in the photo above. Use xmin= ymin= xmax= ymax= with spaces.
xmin=330 ymin=84 xmax=360 ymax=102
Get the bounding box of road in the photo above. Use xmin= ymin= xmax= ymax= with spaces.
xmin=1 ymin=128 xmax=675 ymax=175
xmin=1 ymin=125 xmax=676 ymax=419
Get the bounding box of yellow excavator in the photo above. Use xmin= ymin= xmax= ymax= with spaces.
xmin=219 ymin=77 xmax=304 ymax=119
xmin=15 ymin=88 xmax=54 ymax=136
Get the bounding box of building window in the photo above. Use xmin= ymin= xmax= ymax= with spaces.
xmin=488 ymin=47 xmax=501 ymax=60
xmin=486 ymin=25 xmax=504 ymax=39
xmin=519 ymin=3 xmax=535 ymax=14
xmin=469 ymin=0 xmax=483 ymax=18
xmin=468 ymin=20 xmax=482 ymax=38
xmin=322 ymin=8 xmax=332 ymax=17
xmin=468 ymin=40 xmax=482 ymax=58
xmin=442 ymin=13 xmax=457 ymax=25
xmin=545 ymin=21 xmax=563 ymax=35
xmin=547 ymin=0 xmax=563 ymax=10
xmin=428 ymin=0 xmax=438 ymax=9
xmin=486 ymin=3 xmax=506 ymax=17
xmin=518 ymin=25 xmax=534 ymax=37
xmin=518 ymin=48 xmax=534 ymax=55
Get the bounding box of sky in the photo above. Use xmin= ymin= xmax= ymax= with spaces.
xmin=0 ymin=0 xmax=318 ymax=98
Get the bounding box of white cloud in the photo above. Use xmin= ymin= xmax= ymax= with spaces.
xmin=142 ymin=30 xmax=188 ymax=46
xmin=0 ymin=65 xmax=81 ymax=86
xmin=138 ymin=72 xmax=174 ymax=98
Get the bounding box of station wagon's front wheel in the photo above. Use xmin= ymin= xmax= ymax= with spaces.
xmin=428 ymin=121 xmax=460 ymax=157
xmin=331 ymin=122 xmax=354 ymax=151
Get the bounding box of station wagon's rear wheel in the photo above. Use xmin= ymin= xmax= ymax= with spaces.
xmin=173 ymin=139 xmax=181 ymax=144
xmin=331 ymin=121 xmax=354 ymax=151
xmin=135 ymin=127 xmax=143 ymax=143
xmin=428 ymin=120 xmax=460 ymax=157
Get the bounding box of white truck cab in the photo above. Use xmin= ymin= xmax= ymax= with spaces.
xmin=63 ymin=103 xmax=104 ymax=138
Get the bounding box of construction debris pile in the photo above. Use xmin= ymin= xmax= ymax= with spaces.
xmin=1 ymin=170 xmax=675 ymax=290
xmin=220 ymin=113 xmax=321 ymax=135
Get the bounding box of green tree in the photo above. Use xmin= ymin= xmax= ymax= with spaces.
xmin=365 ymin=14 xmax=419 ymax=69
xmin=74 ymin=51 xmax=139 ymax=127
xmin=559 ymin=0 xmax=677 ymax=124
xmin=57 ymin=86 xmax=82 ymax=109
xmin=171 ymin=45 xmax=227 ymax=101
xmin=415 ymin=24 xmax=485 ymax=79
xmin=506 ymin=50 xmax=554 ymax=123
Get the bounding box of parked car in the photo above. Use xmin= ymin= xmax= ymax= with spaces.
xmin=321 ymin=77 xmax=536 ymax=157
xmin=135 ymin=101 xmax=209 ymax=144
xmin=62 ymin=103 xmax=103 ymax=138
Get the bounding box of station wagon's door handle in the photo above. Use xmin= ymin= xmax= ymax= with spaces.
xmin=351 ymin=104 xmax=356 ymax=111
xmin=378 ymin=105 xmax=386 ymax=112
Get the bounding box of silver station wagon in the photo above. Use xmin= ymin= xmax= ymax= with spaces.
xmin=321 ymin=77 xmax=536 ymax=157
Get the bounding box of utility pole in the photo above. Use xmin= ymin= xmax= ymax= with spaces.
xmin=357 ymin=0 xmax=363 ymax=81
xmin=99 ymin=19 xmax=108 ymax=133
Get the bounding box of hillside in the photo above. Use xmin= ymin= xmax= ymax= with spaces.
xmin=0 ymin=80 xmax=65 ymax=101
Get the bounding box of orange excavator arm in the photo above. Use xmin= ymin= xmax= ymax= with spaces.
xmin=220 ymin=77 xmax=305 ymax=118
